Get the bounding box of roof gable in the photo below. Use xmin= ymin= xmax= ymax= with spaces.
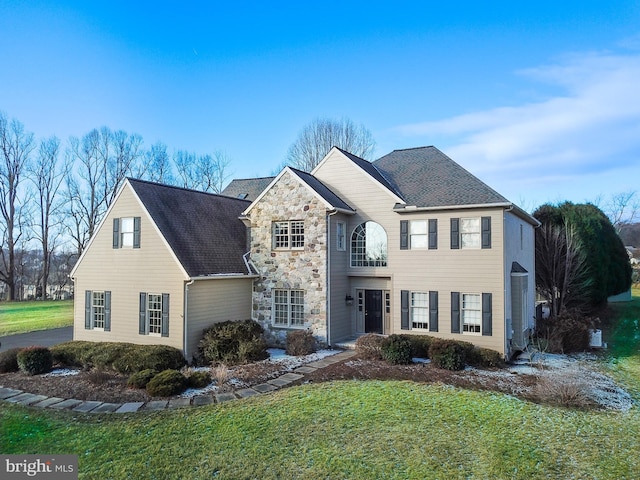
xmin=374 ymin=146 xmax=509 ymax=208
xmin=221 ymin=177 xmax=275 ymax=201
xmin=128 ymin=179 xmax=251 ymax=277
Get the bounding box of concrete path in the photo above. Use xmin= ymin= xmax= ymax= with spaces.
xmin=0 ymin=350 xmax=356 ymax=414
xmin=0 ymin=326 xmax=73 ymax=352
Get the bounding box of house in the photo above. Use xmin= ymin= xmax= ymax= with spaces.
xmin=236 ymin=146 xmax=539 ymax=358
xmin=70 ymin=179 xmax=256 ymax=360
xmin=71 ymin=146 xmax=538 ymax=360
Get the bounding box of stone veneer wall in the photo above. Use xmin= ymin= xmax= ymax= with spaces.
xmin=249 ymin=171 xmax=328 ymax=346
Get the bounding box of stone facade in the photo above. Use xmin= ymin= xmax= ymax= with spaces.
xmin=248 ymin=171 xmax=328 ymax=346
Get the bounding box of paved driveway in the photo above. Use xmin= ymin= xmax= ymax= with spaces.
xmin=0 ymin=327 xmax=73 ymax=352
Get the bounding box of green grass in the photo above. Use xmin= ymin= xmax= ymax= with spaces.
xmin=1 ymin=381 xmax=639 ymax=479
xmin=0 ymin=300 xmax=73 ymax=336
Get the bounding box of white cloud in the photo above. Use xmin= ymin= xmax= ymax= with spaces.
xmin=394 ymin=49 xmax=640 ymax=189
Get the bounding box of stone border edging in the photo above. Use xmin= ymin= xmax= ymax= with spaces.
xmin=0 ymin=350 xmax=356 ymax=414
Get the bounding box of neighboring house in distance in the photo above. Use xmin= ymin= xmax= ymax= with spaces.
xmin=236 ymin=146 xmax=539 ymax=358
xmin=70 ymin=179 xmax=255 ymax=361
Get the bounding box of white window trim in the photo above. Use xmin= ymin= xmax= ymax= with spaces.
xmin=410 ymin=291 xmax=429 ymax=330
xmin=92 ymin=291 xmax=106 ymax=330
xmin=460 ymin=217 xmax=481 ymax=250
xmin=272 ymin=220 xmax=305 ymax=250
xmin=461 ymin=292 xmax=482 ymax=335
xmin=409 ymin=220 xmax=428 ymax=250
xmin=272 ymin=289 xmax=305 ymax=328
xmin=336 ymin=221 xmax=346 ymax=251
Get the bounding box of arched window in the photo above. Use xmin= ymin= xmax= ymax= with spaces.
xmin=351 ymin=221 xmax=387 ymax=267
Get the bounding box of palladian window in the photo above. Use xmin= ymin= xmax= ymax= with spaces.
xmin=351 ymin=221 xmax=387 ymax=267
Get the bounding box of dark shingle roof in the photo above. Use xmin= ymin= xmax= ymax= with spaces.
xmin=373 ymin=146 xmax=509 ymax=207
xmin=221 ymin=177 xmax=275 ymax=201
xmin=128 ymin=179 xmax=251 ymax=277
xmin=289 ymin=168 xmax=355 ymax=213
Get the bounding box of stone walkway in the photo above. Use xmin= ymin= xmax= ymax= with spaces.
xmin=0 ymin=350 xmax=356 ymax=414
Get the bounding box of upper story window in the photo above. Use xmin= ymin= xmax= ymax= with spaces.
xmin=351 ymin=221 xmax=387 ymax=267
xmin=450 ymin=216 xmax=491 ymax=249
xmin=113 ymin=217 xmax=141 ymax=249
xmin=336 ymin=221 xmax=346 ymax=251
xmin=272 ymin=221 xmax=304 ymax=250
xmin=400 ymin=219 xmax=437 ymax=250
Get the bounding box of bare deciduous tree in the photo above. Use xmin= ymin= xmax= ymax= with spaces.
xmin=605 ymin=190 xmax=639 ymax=232
xmin=174 ymin=150 xmax=232 ymax=193
xmin=30 ymin=136 xmax=67 ymax=299
xmin=287 ymin=117 xmax=376 ymax=172
xmin=144 ymin=142 xmax=174 ymax=184
xmin=0 ymin=112 xmax=35 ymax=300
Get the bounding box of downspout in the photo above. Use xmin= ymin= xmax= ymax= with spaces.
xmin=327 ymin=210 xmax=339 ymax=346
xmin=183 ymin=278 xmax=194 ymax=361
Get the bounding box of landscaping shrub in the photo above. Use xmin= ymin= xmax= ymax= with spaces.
xmin=466 ymin=347 xmax=505 ymax=368
xmin=285 ymin=330 xmax=317 ymax=356
xmin=429 ymin=339 xmax=469 ymax=371
xmin=381 ymin=335 xmax=413 ymax=365
xmin=50 ymin=341 xmax=96 ymax=368
xmin=404 ymin=335 xmax=433 ymax=359
xmin=355 ymin=333 xmax=385 ymax=360
xmin=146 ymin=369 xmax=188 ymax=397
xmin=112 ymin=345 xmax=186 ymax=374
xmin=127 ymin=369 xmax=157 ymax=389
xmin=16 ymin=346 xmax=53 ymax=375
xmin=535 ymin=309 xmax=597 ymax=353
xmin=0 ymin=347 xmax=21 ymax=373
xmin=187 ymin=370 xmax=212 ymax=389
xmin=198 ymin=319 xmax=268 ymax=365
xmin=530 ymin=372 xmax=593 ymax=409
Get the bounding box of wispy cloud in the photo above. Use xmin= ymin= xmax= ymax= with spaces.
xmin=394 ymin=48 xmax=640 ymax=187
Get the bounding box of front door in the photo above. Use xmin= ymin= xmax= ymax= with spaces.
xmin=365 ymin=290 xmax=383 ymax=334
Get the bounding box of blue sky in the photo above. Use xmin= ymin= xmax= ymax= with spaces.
xmin=1 ymin=1 xmax=639 ymax=211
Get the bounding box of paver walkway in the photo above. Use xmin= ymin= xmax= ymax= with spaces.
xmin=0 ymin=350 xmax=356 ymax=414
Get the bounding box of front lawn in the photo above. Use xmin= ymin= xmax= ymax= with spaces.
xmin=0 ymin=300 xmax=73 ymax=336
xmin=1 ymin=381 xmax=639 ymax=479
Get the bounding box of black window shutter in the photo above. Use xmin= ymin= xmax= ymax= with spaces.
xmin=429 ymin=291 xmax=438 ymax=332
xmin=133 ymin=217 xmax=141 ymax=248
xmin=400 ymin=221 xmax=408 ymax=250
xmin=451 ymin=291 xmax=460 ymax=333
xmin=482 ymin=292 xmax=492 ymax=336
xmin=400 ymin=290 xmax=410 ymax=330
xmin=481 ymin=217 xmax=491 ymax=249
xmin=161 ymin=293 xmax=170 ymax=337
xmin=112 ymin=218 xmax=120 ymax=248
xmin=450 ymin=218 xmax=460 ymax=249
xmin=428 ymin=219 xmax=438 ymax=249
xmin=84 ymin=290 xmax=92 ymax=329
xmin=104 ymin=291 xmax=112 ymax=331
xmin=139 ymin=292 xmax=147 ymax=335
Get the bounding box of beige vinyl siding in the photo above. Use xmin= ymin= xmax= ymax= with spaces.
xmin=73 ymin=184 xmax=187 ymax=352
xmin=328 ymin=213 xmax=352 ymax=343
xmin=184 ymin=277 xmax=253 ymax=361
xmin=392 ymin=208 xmax=506 ymax=353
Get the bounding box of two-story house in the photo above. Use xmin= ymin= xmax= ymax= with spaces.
xmin=236 ymin=146 xmax=539 ymax=358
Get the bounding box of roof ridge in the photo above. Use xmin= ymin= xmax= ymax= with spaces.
xmin=127 ymin=177 xmax=251 ymax=202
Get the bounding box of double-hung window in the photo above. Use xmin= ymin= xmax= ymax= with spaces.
xmin=450 ymin=217 xmax=491 ymax=249
xmin=410 ymin=221 xmax=428 ymax=249
xmin=273 ymin=289 xmax=305 ymax=327
xmin=462 ymin=293 xmax=482 ymax=333
xmin=113 ymin=217 xmax=141 ymax=248
xmin=139 ymin=292 xmax=169 ymax=337
xmin=273 ymin=221 xmax=304 ymax=250
xmin=84 ymin=290 xmax=111 ymax=331
xmin=410 ymin=292 xmax=429 ymax=330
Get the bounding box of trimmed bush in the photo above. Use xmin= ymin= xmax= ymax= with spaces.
xmin=146 ymin=369 xmax=188 ymax=397
xmin=429 ymin=339 xmax=469 ymax=371
xmin=51 ymin=341 xmax=185 ymax=374
xmin=466 ymin=347 xmax=505 ymax=368
xmin=404 ymin=335 xmax=433 ymax=359
xmin=187 ymin=370 xmax=212 ymax=389
xmin=0 ymin=347 xmax=21 ymax=373
xmin=198 ymin=320 xmax=268 ymax=365
xmin=112 ymin=345 xmax=186 ymax=374
xmin=127 ymin=369 xmax=157 ymax=389
xmin=16 ymin=346 xmax=53 ymax=375
xmin=286 ymin=330 xmax=317 ymax=356
xmin=355 ymin=333 xmax=385 ymax=360
xmin=381 ymin=335 xmax=413 ymax=365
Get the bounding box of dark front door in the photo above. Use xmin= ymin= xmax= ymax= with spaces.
xmin=365 ymin=290 xmax=383 ymax=334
